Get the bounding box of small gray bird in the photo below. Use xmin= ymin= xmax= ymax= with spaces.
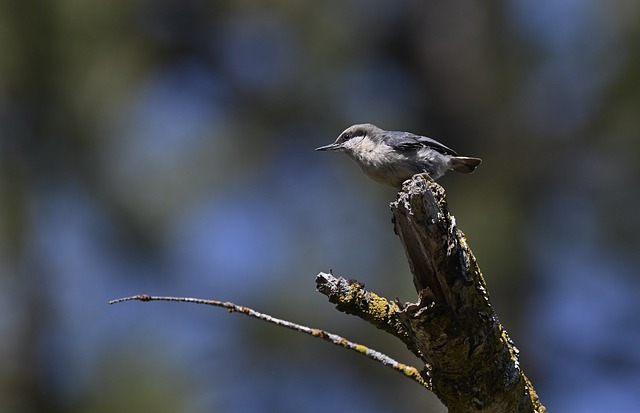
xmin=316 ymin=123 xmax=482 ymax=189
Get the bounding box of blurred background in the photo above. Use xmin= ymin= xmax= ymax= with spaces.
xmin=1 ymin=0 xmax=639 ymax=412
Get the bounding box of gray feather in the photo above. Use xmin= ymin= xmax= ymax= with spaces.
xmin=383 ymin=131 xmax=458 ymax=156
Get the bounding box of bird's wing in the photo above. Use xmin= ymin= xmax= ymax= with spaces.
xmin=385 ymin=131 xmax=458 ymax=156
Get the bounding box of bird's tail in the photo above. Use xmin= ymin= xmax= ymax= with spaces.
xmin=450 ymin=156 xmax=482 ymax=174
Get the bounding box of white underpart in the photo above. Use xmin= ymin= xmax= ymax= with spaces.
xmin=341 ymin=135 xmax=452 ymax=187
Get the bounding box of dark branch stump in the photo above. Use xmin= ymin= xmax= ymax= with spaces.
xmin=317 ymin=175 xmax=545 ymax=413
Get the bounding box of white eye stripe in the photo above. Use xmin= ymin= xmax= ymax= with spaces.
xmin=338 ymin=133 xmax=363 ymax=145
xmin=343 ymin=134 xmax=366 ymax=146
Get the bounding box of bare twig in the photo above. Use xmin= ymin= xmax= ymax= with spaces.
xmin=109 ymin=294 xmax=430 ymax=389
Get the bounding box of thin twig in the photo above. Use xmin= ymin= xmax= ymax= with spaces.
xmin=109 ymin=294 xmax=430 ymax=389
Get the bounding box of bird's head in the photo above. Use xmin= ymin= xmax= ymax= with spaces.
xmin=315 ymin=123 xmax=382 ymax=154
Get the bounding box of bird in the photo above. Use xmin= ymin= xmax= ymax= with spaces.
xmin=315 ymin=123 xmax=482 ymax=189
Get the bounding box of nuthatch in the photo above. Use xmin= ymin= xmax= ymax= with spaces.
xmin=316 ymin=123 xmax=482 ymax=189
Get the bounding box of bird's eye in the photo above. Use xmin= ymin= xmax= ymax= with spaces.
xmin=339 ymin=133 xmax=351 ymax=143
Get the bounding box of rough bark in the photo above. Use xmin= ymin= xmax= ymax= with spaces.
xmin=316 ymin=175 xmax=545 ymax=413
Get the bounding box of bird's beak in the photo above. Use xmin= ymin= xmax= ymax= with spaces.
xmin=315 ymin=143 xmax=341 ymax=151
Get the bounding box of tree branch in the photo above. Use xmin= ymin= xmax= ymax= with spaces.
xmin=109 ymin=294 xmax=430 ymax=389
xmin=111 ymin=174 xmax=545 ymax=412
xmin=316 ymin=175 xmax=546 ymax=413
